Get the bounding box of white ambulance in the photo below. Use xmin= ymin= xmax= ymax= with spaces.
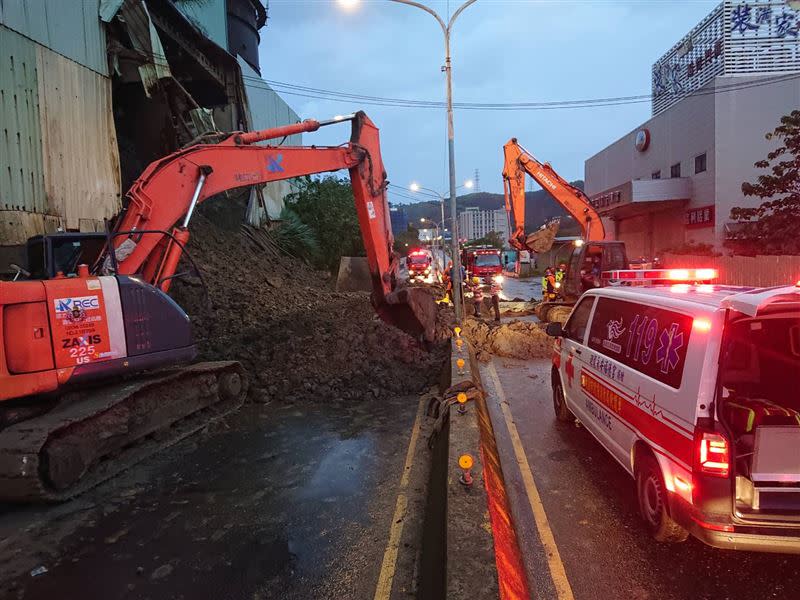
xmin=546 ymin=269 xmax=800 ymax=553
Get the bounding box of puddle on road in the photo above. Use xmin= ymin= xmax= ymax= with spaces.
xmin=301 ymin=437 xmax=375 ymax=502
xmin=3 ymin=400 xmax=402 ymax=600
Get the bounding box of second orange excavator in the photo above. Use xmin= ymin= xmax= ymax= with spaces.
xmin=502 ymin=139 xmax=628 ymax=318
xmin=0 ymin=111 xmax=435 ymax=501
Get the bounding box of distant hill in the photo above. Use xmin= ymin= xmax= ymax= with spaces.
xmin=396 ymin=181 xmax=585 ymax=237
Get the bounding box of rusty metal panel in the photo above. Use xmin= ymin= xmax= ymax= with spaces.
xmin=36 ymin=45 xmax=121 ymax=231
xmin=0 ymin=0 xmax=107 ymax=75
xmin=0 ymin=25 xmax=46 ymax=217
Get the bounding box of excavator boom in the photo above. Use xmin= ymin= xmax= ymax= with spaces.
xmin=502 ymin=139 xmax=605 ymax=253
xmin=108 ymin=111 xmax=433 ymax=339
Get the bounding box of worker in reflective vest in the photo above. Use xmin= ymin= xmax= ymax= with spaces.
xmin=471 ymin=276 xmax=484 ymax=317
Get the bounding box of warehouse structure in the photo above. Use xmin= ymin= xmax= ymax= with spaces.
xmin=0 ymin=0 xmax=299 ymax=268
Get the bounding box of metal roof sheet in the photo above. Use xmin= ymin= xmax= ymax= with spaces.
xmin=0 ymin=0 xmax=108 ymax=75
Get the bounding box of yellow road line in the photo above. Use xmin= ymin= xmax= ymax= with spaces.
xmin=486 ymin=361 xmax=576 ymax=600
xmin=373 ymin=396 xmax=426 ymax=600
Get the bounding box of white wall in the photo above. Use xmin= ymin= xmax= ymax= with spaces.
xmin=714 ymin=75 xmax=800 ymax=238
xmin=585 ymin=79 xmax=716 ymax=204
xmin=585 ymin=74 xmax=800 ymax=250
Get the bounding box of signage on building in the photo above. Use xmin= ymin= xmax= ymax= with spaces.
xmin=590 ymin=190 xmax=623 ymax=210
xmin=651 ymin=1 xmax=800 ymax=116
xmin=634 ymin=129 xmax=651 ymax=152
xmin=685 ymin=204 xmax=715 ymax=228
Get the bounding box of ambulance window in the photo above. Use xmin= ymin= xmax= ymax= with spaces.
xmin=587 ymin=298 xmax=693 ymax=389
xmin=564 ymin=297 xmax=594 ymax=343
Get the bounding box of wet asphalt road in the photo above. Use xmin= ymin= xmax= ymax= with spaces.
xmin=482 ymin=357 xmax=800 ymax=600
xmin=500 ymin=277 xmax=541 ymax=302
xmin=0 ymin=396 xmax=420 ymax=600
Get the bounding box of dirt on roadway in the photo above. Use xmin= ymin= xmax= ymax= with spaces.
xmin=171 ymin=197 xmax=445 ymax=404
xmin=462 ymin=318 xmax=554 ymax=362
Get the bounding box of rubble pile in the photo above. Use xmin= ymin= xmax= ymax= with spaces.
xmin=462 ymin=318 xmax=554 ymax=362
xmin=172 ymin=200 xmax=445 ymax=403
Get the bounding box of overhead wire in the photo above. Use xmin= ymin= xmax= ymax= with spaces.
xmin=127 ymin=48 xmax=800 ymax=113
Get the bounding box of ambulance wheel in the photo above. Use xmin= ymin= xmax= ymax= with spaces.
xmin=636 ymin=454 xmax=689 ymax=543
xmin=552 ymin=375 xmax=572 ymax=423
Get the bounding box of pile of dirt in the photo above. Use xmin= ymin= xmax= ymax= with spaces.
xmin=462 ymin=318 xmax=554 ymax=362
xmin=171 ymin=199 xmax=445 ymax=403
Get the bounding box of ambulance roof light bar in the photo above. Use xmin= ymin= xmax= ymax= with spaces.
xmin=602 ymin=268 xmax=719 ymax=286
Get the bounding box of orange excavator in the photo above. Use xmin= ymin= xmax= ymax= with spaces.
xmin=0 ymin=111 xmax=435 ymax=501
xmin=502 ymin=138 xmax=628 ymax=319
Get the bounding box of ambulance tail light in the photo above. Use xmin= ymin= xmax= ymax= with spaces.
xmin=695 ymin=430 xmax=730 ymax=478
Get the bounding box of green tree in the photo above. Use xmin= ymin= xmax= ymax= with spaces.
xmin=285 ymin=175 xmax=365 ymax=272
xmin=393 ymin=225 xmax=421 ymax=254
xmin=729 ymin=110 xmax=800 ymax=255
xmin=464 ymin=231 xmax=505 ymax=250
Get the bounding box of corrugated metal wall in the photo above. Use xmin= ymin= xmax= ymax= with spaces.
xmin=0 ymin=18 xmax=121 ymax=245
xmin=0 ymin=0 xmax=108 ymax=74
xmin=0 ymin=25 xmax=45 ymax=214
xmin=239 ymin=58 xmax=301 ymax=219
xmin=37 ymin=45 xmax=120 ymax=231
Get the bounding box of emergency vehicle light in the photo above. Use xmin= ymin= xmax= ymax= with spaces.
xmin=696 ymin=432 xmax=729 ymax=478
xmin=602 ymin=268 xmax=718 ymax=282
xmin=692 ymin=318 xmax=712 ymax=332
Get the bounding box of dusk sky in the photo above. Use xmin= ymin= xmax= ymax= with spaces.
xmin=260 ymin=0 xmax=719 ymax=203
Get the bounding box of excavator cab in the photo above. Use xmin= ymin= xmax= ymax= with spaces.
xmin=23 ymin=233 xmax=108 ymax=280
xmin=562 ymin=241 xmax=628 ymax=300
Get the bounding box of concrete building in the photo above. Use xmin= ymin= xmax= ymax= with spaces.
xmin=389 ymin=204 xmax=409 ymax=235
xmin=458 ymin=207 xmax=509 ymax=245
xmin=585 ymin=0 xmax=800 ymax=260
xmin=1 ymin=0 xmax=298 ymax=267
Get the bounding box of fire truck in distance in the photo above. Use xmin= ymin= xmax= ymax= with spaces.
xmin=462 ymin=246 xmax=504 ymax=286
xmin=407 ymin=249 xmax=434 ymax=284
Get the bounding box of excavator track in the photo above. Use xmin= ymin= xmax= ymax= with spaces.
xmin=0 ymin=361 xmax=247 ymax=502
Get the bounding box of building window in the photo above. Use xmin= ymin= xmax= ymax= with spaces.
xmin=651 ymin=170 xmax=661 ymax=180
xmin=695 ymin=153 xmax=707 ymax=174
xmin=670 ymin=162 xmax=681 ymax=178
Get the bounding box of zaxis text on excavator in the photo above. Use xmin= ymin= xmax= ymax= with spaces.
xmin=502 ymin=138 xmax=629 ymax=321
xmin=0 ymin=111 xmax=435 ymax=502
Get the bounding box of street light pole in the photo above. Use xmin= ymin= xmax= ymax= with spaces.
xmin=386 ymin=0 xmax=477 ymax=321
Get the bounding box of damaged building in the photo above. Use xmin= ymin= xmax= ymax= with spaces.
xmin=0 ymin=0 xmax=299 ymax=269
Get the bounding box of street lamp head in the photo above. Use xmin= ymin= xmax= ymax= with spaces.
xmin=463 ymin=179 xmax=474 ymax=189
xmin=409 ymin=182 xmax=420 ymax=192
xmin=337 ymin=0 xmax=359 ymax=10
xmin=420 ymin=218 xmax=426 ymax=223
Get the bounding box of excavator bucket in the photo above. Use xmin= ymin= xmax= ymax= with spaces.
xmin=525 ymin=220 xmax=560 ymax=254
xmin=378 ymin=286 xmax=438 ymax=343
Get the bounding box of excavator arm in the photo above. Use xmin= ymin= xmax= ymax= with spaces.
xmin=108 ymin=111 xmax=435 ymax=340
xmin=502 ymin=138 xmax=605 ymax=253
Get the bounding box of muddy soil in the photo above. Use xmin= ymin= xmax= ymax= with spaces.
xmin=171 ymin=197 xmax=445 ymax=404
xmin=462 ymin=318 xmax=554 ymax=362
